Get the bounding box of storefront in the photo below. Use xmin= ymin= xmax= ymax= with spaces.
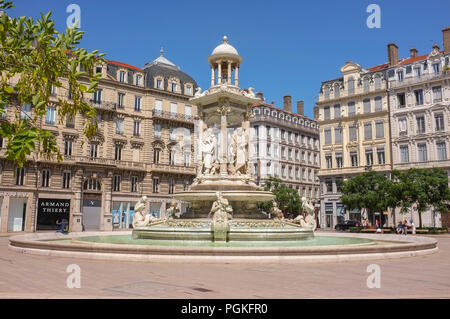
xmin=7 ymin=197 xmax=27 ymax=232
xmin=336 ymin=203 xmax=345 ymax=224
xmin=36 ymin=198 xmax=71 ymax=230
xmin=112 ymin=201 xmax=136 ymax=229
xmin=325 ymin=203 xmax=333 ymax=228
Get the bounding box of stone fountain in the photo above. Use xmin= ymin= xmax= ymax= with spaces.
xmin=132 ymin=36 xmax=315 ymax=242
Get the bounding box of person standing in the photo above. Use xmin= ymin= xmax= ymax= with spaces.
xmin=403 ymin=220 xmax=408 ymax=235
xmin=410 ymin=219 xmax=416 ymax=235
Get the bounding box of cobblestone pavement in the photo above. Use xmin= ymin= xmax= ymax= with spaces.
xmin=0 ymin=232 xmax=449 ymax=298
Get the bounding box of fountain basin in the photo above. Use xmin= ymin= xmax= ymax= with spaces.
xmin=132 ymin=219 xmax=314 ymax=241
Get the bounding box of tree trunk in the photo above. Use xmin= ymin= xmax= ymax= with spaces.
xmin=418 ymin=211 xmax=422 ymax=229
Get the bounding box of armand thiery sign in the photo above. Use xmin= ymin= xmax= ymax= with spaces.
xmin=36 ymin=198 xmax=71 ymax=230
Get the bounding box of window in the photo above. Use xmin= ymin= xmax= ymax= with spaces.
xmin=324 ymin=129 xmax=332 ymax=145
xmin=377 ymin=147 xmax=385 ymax=165
xmin=64 ymin=140 xmax=72 ymax=156
xmin=90 ymin=143 xmax=98 ymax=158
xmin=295 ymin=149 xmax=299 ymax=161
xmin=50 ymin=85 xmax=56 ymax=96
xmin=66 ymin=114 xmax=75 ymax=128
xmin=134 ymin=96 xmax=141 ymax=111
xmin=93 ymin=89 xmax=102 ymax=103
xmin=185 ymin=105 xmax=192 ymax=117
xmin=15 ymin=167 xmax=25 ymax=186
xmin=186 ymin=85 xmax=192 ymax=95
xmin=288 ymin=132 xmax=292 ymax=142
xmin=136 ymin=75 xmax=142 ymax=86
xmin=153 ymin=148 xmax=160 ymax=164
xmin=267 ymin=126 xmax=271 ymax=138
xmin=365 ymin=149 xmax=373 ymax=166
xmin=417 ymin=143 xmax=427 ymax=162
xmin=62 ymin=172 xmax=71 ymax=189
xmin=348 ymin=102 xmax=355 ymax=116
xmin=363 ymin=77 xmax=370 ymax=92
xmin=364 ymin=122 xmax=372 ymax=140
xmin=398 ymin=118 xmax=407 ymax=135
xmin=325 ymin=179 xmax=333 ymax=193
xmin=375 ymin=121 xmax=384 ymax=138
xmin=295 ymin=167 xmax=299 ymax=179
xmin=350 ymin=151 xmax=358 ymax=167
xmin=302 ymin=151 xmax=305 ymax=161
xmin=281 ymin=129 xmax=285 ymax=139
xmin=400 ymin=145 xmax=409 ymax=163
xmin=288 ymin=166 xmax=293 ymax=179
xmin=171 ymin=82 xmax=177 ymax=92
xmin=133 ymin=120 xmax=141 ymax=137
xmin=170 ymin=102 xmax=177 ymax=115
xmin=131 ymin=176 xmax=138 ymax=193
xmin=433 ymin=63 xmax=440 ymax=74
xmin=437 ymin=142 xmax=447 ymax=160
xmin=324 ymin=86 xmax=330 ymax=99
xmin=349 ymin=125 xmax=358 ymax=141
xmin=397 ymin=93 xmax=406 ymax=108
xmin=169 ymin=149 xmax=176 ymax=165
xmin=334 ymin=85 xmax=340 ymax=98
xmin=266 ymin=143 xmax=271 ymax=156
xmin=113 ymin=175 xmax=121 ymax=192
xmin=334 ymin=104 xmax=341 ymax=119
xmin=83 ymin=178 xmax=101 ymax=191
xmin=184 ymin=152 xmax=190 ymax=167
xmin=435 ymin=113 xmax=444 ymax=131
xmin=281 ymin=147 xmax=285 ymax=158
xmin=334 ymin=127 xmax=342 ymax=143
xmin=363 ymin=99 xmax=371 ymax=114
xmin=119 ymin=71 xmax=126 ymax=82
xmin=335 ymin=152 xmax=343 ymax=168
xmin=152 ymin=178 xmax=159 ymax=193
xmin=325 ymin=153 xmax=332 ymax=168
xmin=45 ymin=106 xmax=55 ymax=124
xmin=116 ymin=118 xmax=124 ymax=134
xmin=20 ymin=104 xmax=31 ymax=120
xmin=374 ymin=76 xmax=381 ymax=90
xmin=169 ymin=179 xmax=175 ymax=194
xmin=155 ymin=100 xmax=162 ymax=113
xmin=414 ymin=67 xmax=421 ymax=78
xmin=432 ymin=86 xmax=442 ymax=102
xmin=397 ymin=71 xmax=404 ymax=82
xmin=348 ymin=77 xmax=355 ymax=94
xmin=114 ymin=145 xmax=122 ymax=161
xmin=156 ymin=78 xmax=162 ymax=89
xmin=41 ymin=169 xmax=50 ymax=187
xmin=414 ymin=89 xmax=424 ymax=105
xmin=416 ymin=116 xmax=425 ymax=134
xmin=375 ymin=96 xmax=382 ymax=112
xmin=324 ymin=106 xmax=330 ymax=120
xmin=117 ymin=93 xmax=125 ymax=108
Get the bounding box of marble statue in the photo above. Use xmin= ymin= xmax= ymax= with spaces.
xmin=194 ymin=87 xmax=202 ymax=97
xmin=210 ymin=192 xmax=233 ymax=241
xmin=229 ymin=127 xmax=248 ymax=175
xmin=132 ymin=196 xmax=158 ymax=227
xmin=167 ymin=201 xmax=181 ymax=219
xmin=200 ymin=128 xmax=217 ymax=175
xmin=270 ymin=201 xmax=283 ymax=219
xmin=292 ymin=197 xmax=317 ymax=230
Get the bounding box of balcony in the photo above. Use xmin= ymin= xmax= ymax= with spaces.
xmin=152 ymin=110 xmax=195 ymax=124
xmin=150 ymin=163 xmax=196 ymax=175
xmin=47 ymin=156 xmax=147 ymax=171
xmin=389 ymin=70 xmax=450 ymax=89
xmin=84 ymin=98 xmax=117 ymax=111
xmin=251 ymin=114 xmax=318 ymax=133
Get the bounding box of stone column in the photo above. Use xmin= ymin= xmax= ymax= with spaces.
xmin=235 ymin=65 xmax=239 ymax=87
xmin=227 ymin=61 xmax=232 ymax=84
xmin=0 ymin=196 xmax=10 ymax=233
xmin=102 ymin=171 xmax=113 ymax=231
xmin=211 ymin=66 xmax=215 ymax=87
xmin=71 ymin=169 xmax=84 ymax=232
xmin=218 ymin=61 xmax=222 ymax=84
xmin=219 ymin=104 xmax=229 ymax=176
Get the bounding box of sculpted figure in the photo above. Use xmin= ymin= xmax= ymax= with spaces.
xmin=293 ymin=197 xmax=317 ymax=230
xmin=210 ymin=192 xmax=233 ymax=242
xmin=229 ymin=127 xmax=248 ymax=175
xmin=201 ymin=128 xmax=217 ymax=175
xmin=270 ymin=201 xmax=283 ymax=219
xmin=194 ymin=87 xmax=202 ymax=97
xmin=167 ymin=201 xmax=181 ymax=219
xmin=132 ymin=196 xmax=158 ymax=227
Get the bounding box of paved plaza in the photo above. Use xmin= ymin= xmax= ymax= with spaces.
xmin=1 ymin=231 xmax=449 ymax=299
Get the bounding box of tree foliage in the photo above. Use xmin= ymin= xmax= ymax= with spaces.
xmin=392 ymin=168 xmax=450 ymax=228
xmin=340 ymin=170 xmax=395 ymax=217
xmin=0 ymin=0 xmax=105 ymax=167
xmin=260 ymin=177 xmax=302 ymax=217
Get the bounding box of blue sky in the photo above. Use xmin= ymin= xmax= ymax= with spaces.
xmin=8 ymin=0 xmax=450 ymax=119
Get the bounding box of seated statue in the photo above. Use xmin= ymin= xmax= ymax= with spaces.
xmin=270 ymin=201 xmax=283 ymax=219
xmin=166 ymin=201 xmax=181 ymax=219
xmin=132 ymin=196 xmax=158 ymax=228
xmin=292 ymin=197 xmax=317 ymax=230
xmin=210 ymin=192 xmax=233 ymax=241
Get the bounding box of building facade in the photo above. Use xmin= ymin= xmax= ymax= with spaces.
xmin=250 ymin=96 xmax=320 ymax=203
xmin=0 ymin=51 xmax=198 ymax=233
xmin=388 ymin=30 xmax=450 ymax=227
xmin=316 ymin=62 xmax=391 ymax=229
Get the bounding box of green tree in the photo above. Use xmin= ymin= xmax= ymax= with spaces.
xmin=340 ymin=170 xmax=395 ymax=225
xmin=0 ymin=0 xmax=104 ymax=167
xmin=260 ymin=177 xmax=302 ymax=217
xmin=392 ymin=168 xmax=450 ymax=228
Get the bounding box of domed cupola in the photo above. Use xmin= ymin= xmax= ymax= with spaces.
xmin=208 ymin=36 xmax=242 ymax=88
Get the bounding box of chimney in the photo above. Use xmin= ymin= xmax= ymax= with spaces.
xmin=313 ymin=106 xmax=319 ymax=121
xmin=256 ymin=92 xmax=264 ymax=101
xmin=283 ymin=95 xmax=292 ymax=112
xmin=297 ymin=100 xmax=304 ymax=116
xmin=443 ymin=27 xmax=450 ymax=53
xmin=387 ymin=43 xmax=399 ymax=66
xmin=410 ymin=48 xmax=418 ymax=58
